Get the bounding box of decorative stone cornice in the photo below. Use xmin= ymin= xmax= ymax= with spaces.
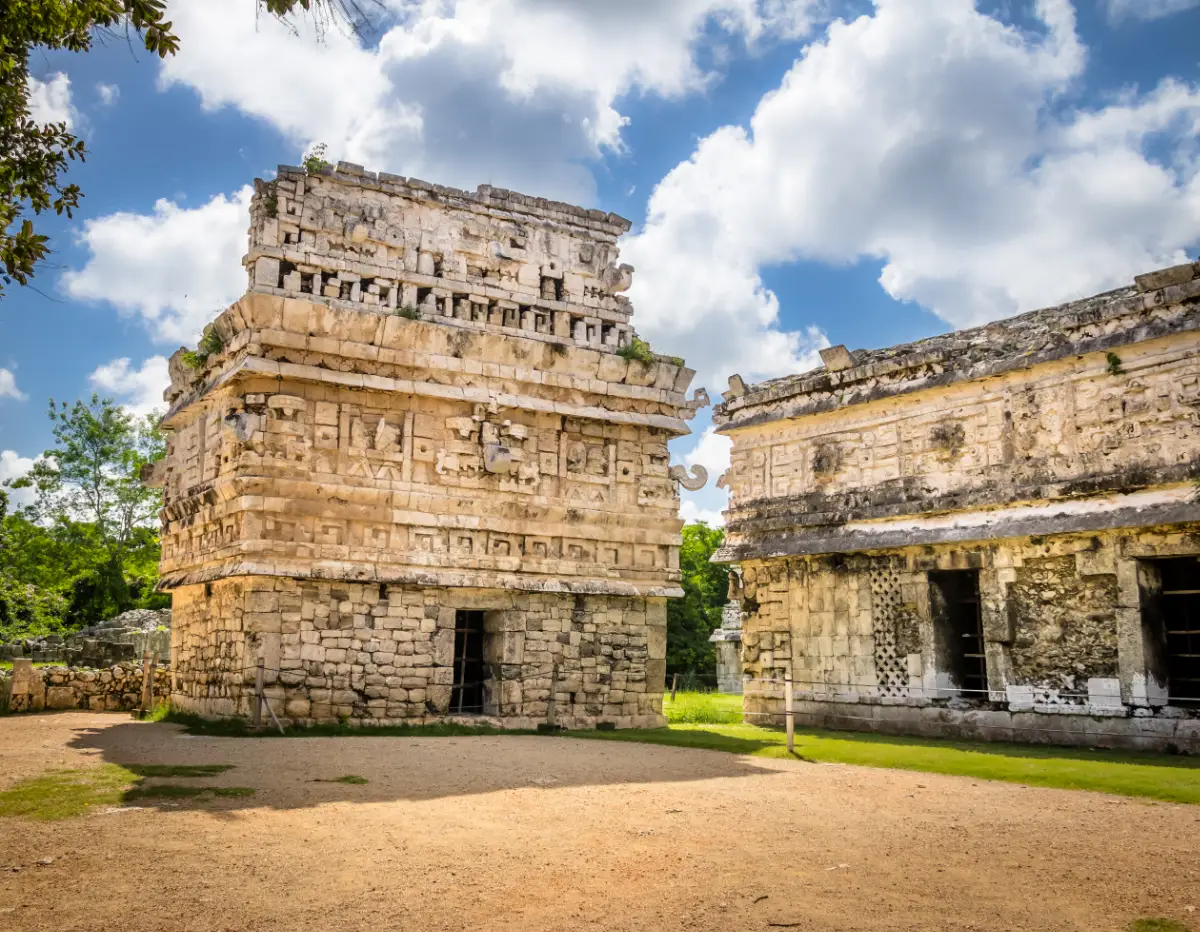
xmin=714 ymin=263 xmax=1200 ymax=430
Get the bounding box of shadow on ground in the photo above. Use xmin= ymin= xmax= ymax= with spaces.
xmin=53 ymin=716 xmax=784 ymax=814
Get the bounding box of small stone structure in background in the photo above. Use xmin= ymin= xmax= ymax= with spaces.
xmin=709 ymin=601 xmax=744 ymax=694
xmin=714 ymin=262 xmax=1200 ymax=753
xmin=0 ymin=609 xmax=171 ymax=667
xmin=151 ymin=163 xmax=706 ymax=728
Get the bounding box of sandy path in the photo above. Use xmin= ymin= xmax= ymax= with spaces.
xmin=0 ymin=712 xmax=1197 ymax=932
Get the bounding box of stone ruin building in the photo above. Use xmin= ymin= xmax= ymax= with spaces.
xmin=713 ymin=263 xmax=1200 ymax=752
xmin=710 ymin=601 xmax=744 ymax=694
xmin=149 ymin=162 xmax=707 ymax=728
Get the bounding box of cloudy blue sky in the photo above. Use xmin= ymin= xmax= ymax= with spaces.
xmin=3 ymin=0 xmax=1200 ymax=524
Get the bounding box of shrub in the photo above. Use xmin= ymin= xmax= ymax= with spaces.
xmin=394 ymin=304 xmax=420 ymax=320
xmin=181 ymin=326 xmax=226 ymax=370
xmin=617 ymin=336 xmax=654 ymax=366
xmin=303 ymin=142 xmax=330 ymax=175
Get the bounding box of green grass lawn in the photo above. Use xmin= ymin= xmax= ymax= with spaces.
xmin=0 ymin=762 xmax=250 ymax=820
xmin=570 ymin=722 xmax=1200 ymax=803
xmin=0 ymin=660 xmax=62 ymax=670
xmin=662 ymin=690 xmax=744 ymax=724
xmin=574 ymin=690 xmax=1200 ymax=805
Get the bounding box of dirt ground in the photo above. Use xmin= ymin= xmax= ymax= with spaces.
xmin=0 ymin=714 xmax=1197 ymax=932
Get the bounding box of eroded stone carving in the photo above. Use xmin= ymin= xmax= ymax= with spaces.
xmin=600 ymin=263 xmax=634 ymax=294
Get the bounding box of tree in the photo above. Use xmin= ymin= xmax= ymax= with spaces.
xmin=0 ymin=488 xmax=68 ymax=640
xmin=666 ymin=522 xmax=730 ymax=678
xmin=0 ymin=0 xmax=376 ymax=297
xmin=7 ymin=395 xmax=165 ymax=624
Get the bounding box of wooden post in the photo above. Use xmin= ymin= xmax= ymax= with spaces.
xmin=140 ymin=652 xmax=154 ymax=715
xmin=670 ymin=673 xmax=679 ymax=702
xmin=253 ymin=660 xmax=265 ymax=728
xmin=148 ymin=654 xmax=158 ymax=714
xmin=785 ymin=672 xmax=795 ymax=754
xmin=262 ymin=694 xmax=286 ymax=735
xmin=545 ymin=662 xmax=559 ymax=729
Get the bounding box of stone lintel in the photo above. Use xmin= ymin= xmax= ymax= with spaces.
xmin=723 ymin=460 xmax=1200 ymax=537
xmin=162 ymin=355 xmax=692 ymax=437
xmin=158 ymin=561 xmax=683 ymax=599
xmin=714 ymin=498 xmax=1200 ymax=563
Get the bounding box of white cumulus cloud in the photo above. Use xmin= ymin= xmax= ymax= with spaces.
xmin=0 ymin=368 xmax=26 ymax=401
xmin=27 ymin=72 xmax=75 ymax=127
xmin=62 ymin=188 xmax=251 ymax=344
xmin=623 ymin=0 xmax=1200 ymax=385
xmin=680 ymin=498 xmax=726 ymax=527
xmin=0 ymin=450 xmax=36 ymax=508
xmin=89 ymin=356 xmax=171 ymax=419
xmin=684 ymin=426 xmax=733 ymax=481
xmin=159 ymin=0 xmax=820 ymax=202
xmin=1105 ymin=0 xmax=1200 ymax=21
xmin=96 ymin=82 xmax=120 ymax=106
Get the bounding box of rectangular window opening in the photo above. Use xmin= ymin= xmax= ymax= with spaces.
xmin=929 ymin=569 xmax=988 ymax=698
xmin=450 ymin=609 xmax=488 ymax=714
xmin=1139 ymin=556 xmax=1200 ymax=708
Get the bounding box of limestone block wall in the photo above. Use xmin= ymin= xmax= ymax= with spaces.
xmin=158 ymin=368 xmax=684 ymax=593
xmin=714 ymin=642 xmax=744 ymax=695
xmin=714 ymin=265 xmax=1200 ymax=564
xmin=737 ymin=526 xmax=1200 ymax=752
xmin=170 ymin=577 xmax=667 ymax=728
xmin=1 ymin=660 xmax=170 ymax=714
xmin=243 ymin=164 xmax=639 ymax=351
xmin=721 ymin=329 xmax=1200 ymax=530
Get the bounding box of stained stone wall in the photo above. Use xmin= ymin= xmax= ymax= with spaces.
xmin=716 ymin=264 xmax=1200 ymax=752
xmin=170 ymin=578 xmax=665 ymax=728
xmin=156 ymin=163 xmax=700 ymax=728
xmin=735 ymin=528 xmax=1200 ymax=751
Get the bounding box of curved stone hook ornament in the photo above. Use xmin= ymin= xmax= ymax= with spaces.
xmin=668 ymin=463 xmax=708 ymax=491
xmin=600 ymin=263 xmax=634 ymax=294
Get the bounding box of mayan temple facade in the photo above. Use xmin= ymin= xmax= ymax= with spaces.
xmin=151 ymin=162 xmax=707 ymax=728
xmin=714 ymin=264 xmax=1200 ymax=752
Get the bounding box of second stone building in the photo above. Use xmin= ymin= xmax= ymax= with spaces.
xmin=714 ymin=264 xmax=1200 ymax=752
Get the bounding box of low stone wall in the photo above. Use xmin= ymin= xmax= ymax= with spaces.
xmin=0 ymin=659 xmax=170 ymax=714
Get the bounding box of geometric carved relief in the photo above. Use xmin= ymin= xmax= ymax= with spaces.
xmin=869 ymin=561 xmax=913 ymax=697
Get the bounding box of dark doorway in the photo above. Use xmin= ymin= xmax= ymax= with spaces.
xmin=1140 ymin=557 xmax=1200 ymax=707
xmin=928 ymin=570 xmax=988 ymax=697
xmin=450 ymin=610 xmax=487 ymax=714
